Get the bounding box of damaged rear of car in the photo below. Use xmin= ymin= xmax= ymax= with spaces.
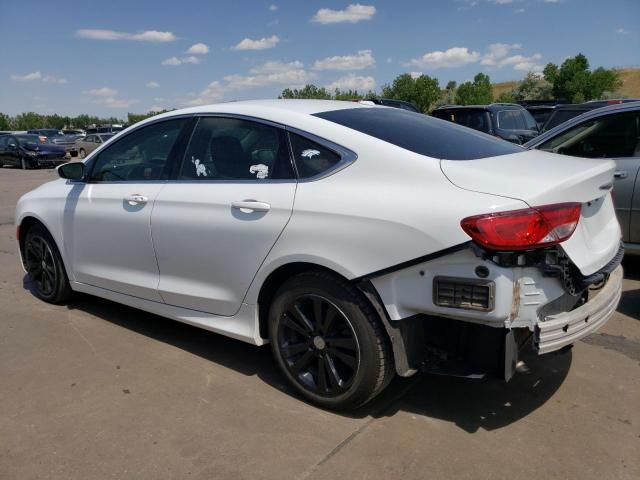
xmin=310 ymin=106 xmax=623 ymax=383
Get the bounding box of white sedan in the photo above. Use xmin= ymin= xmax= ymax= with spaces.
xmin=15 ymin=100 xmax=623 ymax=410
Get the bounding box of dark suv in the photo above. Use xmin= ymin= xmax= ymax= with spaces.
xmin=540 ymin=99 xmax=640 ymax=132
xmin=432 ymin=103 xmax=539 ymax=144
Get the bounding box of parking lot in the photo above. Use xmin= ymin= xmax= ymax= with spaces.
xmin=0 ymin=167 xmax=638 ymax=480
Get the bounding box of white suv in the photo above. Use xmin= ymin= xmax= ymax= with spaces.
xmin=16 ymin=100 xmax=623 ymax=410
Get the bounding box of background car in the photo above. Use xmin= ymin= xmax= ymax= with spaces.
xmin=62 ymin=129 xmax=85 ymax=137
xmin=0 ymin=134 xmax=66 ymax=169
xmin=525 ymin=101 xmax=640 ymax=253
xmin=85 ymin=124 xmax=125 ymax=134
xmin=541 ymin=98 xmax=640 ymax=132
xmin=72 ymin=133 xmax=115 ymax=158
xmin=360 ymin=98 xmax=419 ymax=112
xmin=432 ymin=103 xmax=539 ymax=144
xmin=27 ymin=128 xmax=76 ymax=155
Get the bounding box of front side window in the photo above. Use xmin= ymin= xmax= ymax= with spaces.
xmin=178 ymin=117 xmax=293 ymax=181
xmin=497 ymin=110 xmax=523 ymax=130
xmin=288 ymin=133 xmax=342 ymax=179
xmin=538 ymin=111 xmax=639 ymax=158
xmin=89 ymin=118 xmax=187 ymax=181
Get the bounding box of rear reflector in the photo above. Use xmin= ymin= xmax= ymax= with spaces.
xmin=461 ymin=203 xmax=581 ymax=251
xmin=434 ymin=276 xmax=494 ymax=311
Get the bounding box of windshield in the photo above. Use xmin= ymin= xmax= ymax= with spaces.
xmin=16 ymin=135 xmax=43 ymax=146
xmin=433 ymin=109 xmax=491 ymax=133
xmin=530 ymin=109 xmax=553 ymax=126
xmin=315 ymin=107 xmax=522 ymax=160
xmin=543 ymin=109 xmax=586 ymax=131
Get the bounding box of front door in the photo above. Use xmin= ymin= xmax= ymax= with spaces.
xmin=151 ymin=116 xmax=297 ymax=315
xmin=64 ymin=118 xmax=189 ymax=301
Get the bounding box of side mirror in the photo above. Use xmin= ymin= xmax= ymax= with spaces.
xmin=57 ymin=162 xmax=86 ymax=181
xmin=8 ymin=143 xmax=17 ymax=150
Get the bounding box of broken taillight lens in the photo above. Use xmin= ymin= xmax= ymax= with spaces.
xmin=460 ymin=203 xmax=582 ymax=251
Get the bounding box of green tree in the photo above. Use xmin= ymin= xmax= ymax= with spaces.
xmin=543 ymin=54 xmax=621 ymax=102
xmin=498 ymin=72 xmax=553 ymax=102
xmin=381 ymin=73 xmax=441 ymax=113
xmin=280 ymin=85 xmax=332 ymax=99
xmin=0 ymin=113 xmax=12 ymax=130
xmin=455 ymin=73 xmax=493 ymax=105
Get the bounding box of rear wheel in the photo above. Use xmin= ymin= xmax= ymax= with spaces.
xmin=268 ymin=271 xmax=394 ymax=410
xmin=24 ymin=224 xmax=72 ymax=304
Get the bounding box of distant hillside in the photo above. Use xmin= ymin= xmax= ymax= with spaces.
xmin=491 ymin=67 xmax=640 ymax=100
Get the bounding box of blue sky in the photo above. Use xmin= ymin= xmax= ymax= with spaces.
xmin=0 ymin=0 xmax=638 ymax=117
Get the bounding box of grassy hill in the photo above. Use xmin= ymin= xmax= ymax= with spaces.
xmin=491 ymin=67 xmax=640 ymax=100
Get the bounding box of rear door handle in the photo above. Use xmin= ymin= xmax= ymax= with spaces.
xmin=125 ymin=194 xmax=148 ymax=206
xmin=231 ymin=200 xmax=271 ymax=212
xmin=614 ymin=170 xmax=628 ymax=179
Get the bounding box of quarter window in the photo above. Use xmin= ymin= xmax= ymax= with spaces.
xmin=288 ymin=133 xmax=342 ymax=179
xmin=538 ymin=112 xmax=639 ymax=158
xmin=178 ymin=117 xmax=294 ymax=181
xmin=89 ymin=118 xmax=187 ymax=181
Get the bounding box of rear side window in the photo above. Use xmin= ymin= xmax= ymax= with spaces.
xmin=497 ymin=110 xmax=522 ymax=130
xmin=315 ymin=108 xmax=521 ymax=160
xmin=289 ymin=133 xmax=342 ymax=179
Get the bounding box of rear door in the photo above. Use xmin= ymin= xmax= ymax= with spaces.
xmin=535 ymin=110 xmax=640 ymax=242
xmin=151 ymin=116 xmax=297 ymax=315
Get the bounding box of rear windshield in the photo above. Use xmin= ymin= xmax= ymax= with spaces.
xmin=314 ymin=108 xmax=522 ymax=160
xmin=432 ymin=109 xmax=491 ymax=133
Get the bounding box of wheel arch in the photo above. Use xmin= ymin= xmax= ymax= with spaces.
xmin=256 ymin=262 xmax=346 ymax=340
xmin=17 ymin=215 xmax=69 ymax=276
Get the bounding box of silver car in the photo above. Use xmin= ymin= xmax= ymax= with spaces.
xmin=74 ymin=133 xmax=115 ymax=159
xmin=525 ymin=101 xmax=640 ymax=254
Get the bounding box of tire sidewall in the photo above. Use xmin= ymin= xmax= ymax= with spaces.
xmin=24 ymin=225 xmax=69 ymax=303
xmin=269 ymin=274 xmax=386 ymax=409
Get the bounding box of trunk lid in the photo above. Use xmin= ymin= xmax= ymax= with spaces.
xmin=441 ymin=149 xmax=621 ymax=275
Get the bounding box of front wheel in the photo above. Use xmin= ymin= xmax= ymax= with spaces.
xmin=268 ymin=271 xmax=394 ymax=410
xmin=20 ymin=156 xmax=31 ymax=169
xmin=24 ymin=224 xmax=72 ymax=304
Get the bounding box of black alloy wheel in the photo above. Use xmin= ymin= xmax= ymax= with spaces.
xmin=25 ymin=233 xmax=58 ymax=297
xmin=277 ymin=294 xmax=360 ymax=396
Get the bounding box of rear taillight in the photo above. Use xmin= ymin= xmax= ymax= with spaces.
xmin=460 ymin=203 xmax=582 ymax=251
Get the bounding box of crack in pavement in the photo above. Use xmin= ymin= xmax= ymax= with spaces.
xmin=296 ymin=378 xmax=419 ymax=480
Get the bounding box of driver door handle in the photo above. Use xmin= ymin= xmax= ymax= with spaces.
xmin=231 ymin=200 xmax=271 ymax=212
xmin=614 ymin=170 xmax=628 ymax=179
xmin=125 ymin=194 xmax=148 ymax=206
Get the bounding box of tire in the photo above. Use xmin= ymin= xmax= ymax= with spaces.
xmin=20 ymin=156 xmax=30 ymax=169
xmin=79 ymin=149 xmax=86 ymax=159
xmin=23 ymin=224 xmax=72 ymax=304
xmin=268 ymin=271 xmax=394 ymax=410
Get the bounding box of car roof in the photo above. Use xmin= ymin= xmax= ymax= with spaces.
xmin=434 ymin=103 xmax=524 ymax=111
xmin=525 ymin=101 xmax=640 ymax=148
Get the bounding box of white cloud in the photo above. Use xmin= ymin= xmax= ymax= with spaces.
xmin=162 ymin=56 xmax=183 ymax=66
xmin=492 ymin=0 xmax=514 ymax=4
xmin=224 ymin=68 xmax=313 ymax=89
xmin=269 ymin=4 xmax=278 ymax=11
xmin=312 ymin=49 xmax=375 ymax=71
xmin=326 ymin=74 xmax=375 ymax=91
xmin=99 ymin=97 xmax=139 ymax=109
xmin=312 ymin=4 xmax=376 ymax=24
xmin=186 ymin=81 xmax=226 ymax=106
xmin=544 ymin=0 xmax=560 ymax=3
xmin=616 ymin=28 xmax=631 ymax=35
xmin=232 ymin=35 xmax=280 ymax=50
xmin=83 ymin=87 xmax=118 ymax=97
xmin=186 ymin=43 xmax=209 ymax=55
xmin=42 ymin=75 xmax=68 ymax=84
xmin=409 ymin=72 xmax=422 ymax=79
xmin=407 ymin=47 xmax=480 ymax=69
xmin=11 ymin=71 xmax=42 ymax=81
xmin=182 ymin=56 xmax=201 ymax=64
xmin=11 ymin=71 xmax=68 ymax=84
xmin=249 ymin=60 xmax=305 ymax=74
xmin=481 ymin=43 xmax=521 ymax=65
xmin=75 ymin=29 xmax=176 ymax=42
xmin=146 ymin=81 xmax=160 ymax=88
